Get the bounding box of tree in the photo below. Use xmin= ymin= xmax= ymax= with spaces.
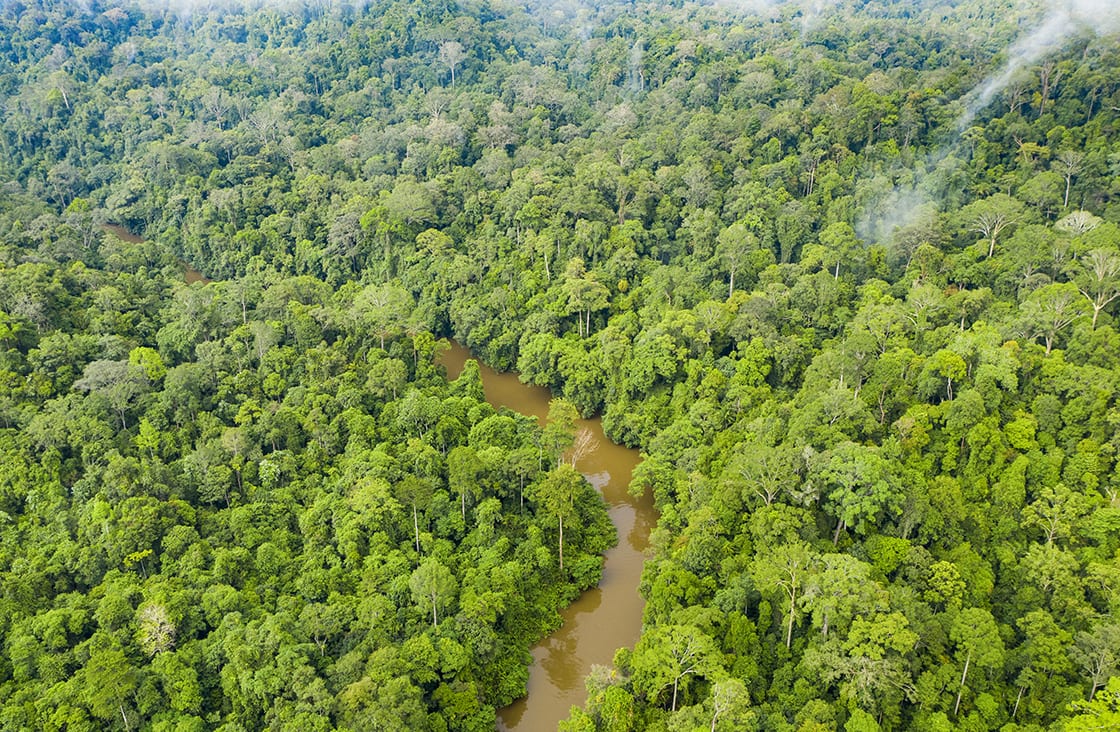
xmin=397 ymin=474 xmax=435 ymax=553
xmin=715 ymin=220 xmax=761 ymax=298
xmin=1055 ymin=210 xmax=1101 ymax=236
xmin=815 ymin=442 xmax=903 ymax=543
xmin=72 ymin=359 xmax=149 ymax=429
xmin=409 ymin=558 xmax=457 ymax=629
xmin=354 ymin=283 xmax=413 ymax=349
xmin=1075 ymin=249 xmax=1120 ymax=328
xmin=1022 ymin=483 xmax=1092 ymax=546
xmin=1021 ymin=171 xmax=1065 ymax=219
xmin=535 ymin=464 xmax=584 ymax=572
xmin=960 ymin=193 xmax=1027 ymax=257
xmin=128 ymin=346 xmax=166 ymax=383
xmin=438 ymin=40 xmax=466 ymax=86
xmin=806 ymin=612 xmax=917 ymax=721
xmin=818 ymin=221 xmax=862 ymax=280
xmin=82 ymin=647 xmax=138 ymax=730
xmin=338 ymin=675 xmax=429 ymax=730
xmin=752 ymin=541 xmax=815 ymax=648
xmin=723 ymin=441 xmax=799 ymax=507
xmin=584 ymin=664 xmax=635 ymax=732
xmin=1054 ymin=150 xmax=1083 ymax=209
xmin=632 ymin=624 xmax=721 ymax=712
xmin=136 ymin=603 xmax=176 ymax=656
xmin=1020 ymin=282 xmax=1088 ymax=354
xmin=542 ymin=398 xmax=579 ymax=466
xmin=950 ymin=608 xmax=1005 ymax=717
xmin=921 ymin=348 xmax=967 ymax=401
xmin=447 ymin=445 xmax=483 ymax=521
xmin=561 ymin=258 xmax=611 ymax=337
xmin=800 ymin=553 xmax=880 ymax=639
xmin=151 ymin=651 xmax=202 ymax=715
xmin=1071 ymin=623 xmax=1120 ymax=700
xmin=709 ymin=677 xmax=751 ymax=731
xmin=1014 ymin=609 xmax=1073 ymax=718
xmin=0 ymin=309 xmax=30 ymax=351
xmin=134 ymin=417 xmax=161 ymax=461
xmin=1066 ymin=676 xmax=1120 ymax=730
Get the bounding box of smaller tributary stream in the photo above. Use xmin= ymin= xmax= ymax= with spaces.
xmin=440 ymin=343 xmax=657 ymax=731
xmin=102 ymin=224 xmax=210 ymax=284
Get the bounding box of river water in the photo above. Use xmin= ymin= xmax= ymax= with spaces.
xmin=101 ymin=224 xmax=209 ymax=284
xmin=439 ymin=343 xmax=656 ymax=731
xmin=93 ymin=229 xmax=646 ymax=727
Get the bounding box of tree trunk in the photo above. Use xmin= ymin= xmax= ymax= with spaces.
xmin=955 ymin=648 xmax=971 ymax=716
xmin=785 ymin=589 xmax=796 ymax=649
xmin=672 ymin=675 xmax=679 ymax=712
xmin=413 ymin=504 xmax=420 ymax=553
xmin=558 ymin=514 xmax=564 ymax=571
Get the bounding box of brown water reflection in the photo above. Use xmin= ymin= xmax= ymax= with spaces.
xmin=439 ymin=342 xmax=656 ymax=731
xmin=101 ymin=224 xmax=210 ymax=284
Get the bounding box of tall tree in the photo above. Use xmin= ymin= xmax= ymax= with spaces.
xmin=632 ymin=624 xmax=721 ymax=712
xmin=960 ymin=194 xmax=1028 ymax=258
xmin=752 ymin=542 xmax=816 ymax=649
xmin=535 ymin=464 xmax=584 ymax=572
xmin=409 ymin=558 xmax=458 ymax=629
xmin=950 ymin=608 xmax=1005 ymax=717
xmin=1075 ymin=249 xmax=1120 ymax=328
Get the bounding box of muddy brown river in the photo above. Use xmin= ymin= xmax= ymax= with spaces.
xmin=102 ymin=224 xmax=209 ymax=284
xmin=92 ymin=231 xmax=646 ymax=728
xmin=439 ymin=343 xmax=656 ymax=731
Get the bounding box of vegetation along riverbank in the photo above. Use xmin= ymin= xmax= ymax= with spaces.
xmin=1 ymin=0 xmax=1119 ymax=730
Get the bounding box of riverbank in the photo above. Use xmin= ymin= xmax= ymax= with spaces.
xmin=439 ymin=343 xmax=655 ymax=731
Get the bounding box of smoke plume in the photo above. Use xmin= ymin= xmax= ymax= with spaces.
xmin=856 ymin=0 xmax=1120 ymax=247
xmin=954 ymin=0 xmax=1120 ymax=131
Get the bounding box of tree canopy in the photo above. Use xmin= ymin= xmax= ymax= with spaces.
xmin=2 ymin=0 xmax=1120 ymax=730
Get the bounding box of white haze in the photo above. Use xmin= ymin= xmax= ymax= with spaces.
xmin=857 ymin=0 xmax=1120 ymax=246
xmin=77 ymin=0 xmax=1120 ymax=247
xmin=954 ymin=0 xmax=1120 ymax=132
xmin=707 ymin=0 xmax=838 ymax=30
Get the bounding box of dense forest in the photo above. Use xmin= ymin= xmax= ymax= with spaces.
xmin=1 ymin=0 xmax=1119 ymax=730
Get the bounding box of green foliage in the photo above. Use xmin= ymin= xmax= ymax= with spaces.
xmin=1065 ymin=676 xmax=1120 ymax=731
xmin=2 ymin=1 xmax=1120 ymax=730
